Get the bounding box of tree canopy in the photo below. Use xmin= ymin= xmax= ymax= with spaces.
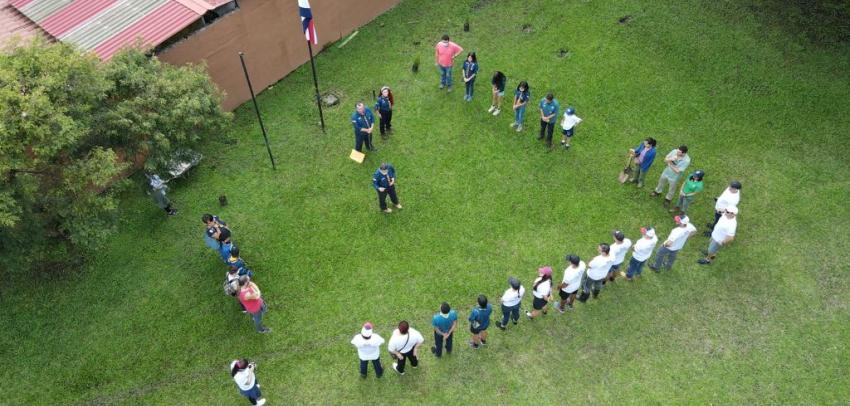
xmin=0 ymin=38 xmax=230 ymax=271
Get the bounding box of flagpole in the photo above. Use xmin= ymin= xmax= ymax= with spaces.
xmin=306 ymin=40 xmax=326 ymax=133
xmin=238 ymin=52 xmax=277 ymax=170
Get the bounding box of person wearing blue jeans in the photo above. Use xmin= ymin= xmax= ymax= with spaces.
xmin=623 ymin=227 xmax=658 ymax=280
xmin=511 ymin=81 xmax=530 ymax=132
xmin=351 ymin=322 xmax=385 ymax=379
xmin=230 ymin=359 xmax=267 ymax=405
xmin=435 ymin=34 xmax=463 ymax=92
xmin=497 ymin=277 xmax=525 ymax=330
xmin=462 ymin=52 xmax=478 ymax=101
xmin=431 ymin=302 xmax=457 ymax=357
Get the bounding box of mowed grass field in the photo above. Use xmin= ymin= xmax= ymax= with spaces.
xmin=4 ymin=0 xmax=849 ymax=404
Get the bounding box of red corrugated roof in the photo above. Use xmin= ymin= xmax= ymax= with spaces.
xmin=0 ymin=0 xmax=49 ymax=45
xmin=8 ymin=0 xmax=204 ymax=60
xmin=92 ymin=1 xmax=198 ymax=60
xmin=38 ymin=0 xmax=115 ymax=37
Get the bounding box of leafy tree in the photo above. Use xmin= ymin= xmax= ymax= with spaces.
xmin=0 ymin=38 xmax=230 ymax=271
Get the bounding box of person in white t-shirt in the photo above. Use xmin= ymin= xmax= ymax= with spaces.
xmin=581 ymin=243 xmax=612 ymax=301
xmin=649 ymin=215 xmax=697 ymax=272
xmin=555 ymin=255 xmax=585 ymax=312
xmin=607 ymin=230 xmax=633 ymax=283
xmin=526 ymin=266 xmax=554 ymax=319
xmin=230 ymin=359 xmax=266 ymax=405
xmin=497 ymin=277 xmax=526 ymax=330
xmin=698 ymin=206 xmax=738 ymax=265
xmin=622 ymin=227 xmax=658 ymax=280
xmin=705 ymin=180 xmax=741 ymax=236
xmin=351 ymin=322 xmax=385 ymax=379
xmin=387 ymin=321 xmax=424 ymax=375
xmin=559 ymin=107 xmax=583 ymax=150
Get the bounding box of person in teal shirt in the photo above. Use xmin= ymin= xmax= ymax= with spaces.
xmin=672 ymin=170 xmax=705 ymax=215
xmin=431 ymin=302 xmax=458 ymax=357
xmin=538 ymin=93 xmax=560 ymax=148
xmin=468 ymin=295 xmax=492 ymax=349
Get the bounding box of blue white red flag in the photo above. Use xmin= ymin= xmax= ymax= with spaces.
xmin=299 ymin=0 xmax=318 ymax=45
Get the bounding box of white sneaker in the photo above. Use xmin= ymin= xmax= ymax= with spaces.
xmin=395 ymin=204 xmax=403 ymax=209
xmin=492 ymin=109 xmax=500 ymax=116
xmin=516 ymin=125 xmax=523 ymax=132
xmin=383 ymin=208 xmax=392 ymax=213
xmin=257 ymin=399 xmax=266 ymax=406
xmin=510 ymin=122 xmax=518 ymax=128
xmin=487 ymin=105 xmax=495 ymax=113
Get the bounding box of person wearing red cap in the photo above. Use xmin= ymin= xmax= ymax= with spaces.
xmin=649 ymin=215 xmax=697 ymax=272
xmin=526 ymin=267 xmax=553 ymax=319
xmin=351 ymin=322 xmax=385 ymax=378
xmin=622 ymin=227 xmax=658 ymax=280
xmin=698 ymin=207 xmax=738 ymax=265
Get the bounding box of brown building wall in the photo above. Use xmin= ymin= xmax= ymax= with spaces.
xmin=158 ymin=0 xmax=401 ymax=111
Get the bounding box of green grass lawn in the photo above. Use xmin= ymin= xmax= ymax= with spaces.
xmin=4 ymin=0 xmax=850 ymax=404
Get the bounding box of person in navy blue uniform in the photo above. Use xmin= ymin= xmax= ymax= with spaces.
xmin=351 ymin=102 xmax=376 ymax=152
xmin=375 ymin=87 xmax=394 ymax=139
xmin=372 ymin=163 xmax=402 ymax=213
xmin=538 ymin=93 xmax=560 ymax=149
xmin=462 ymin=52 xmax=478 ymax=102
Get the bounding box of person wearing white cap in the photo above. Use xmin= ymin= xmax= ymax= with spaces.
xmin=649 ymin=215 xmax=697 ymax=272
xmin=230 ymin=359 xmax=266 ymax=405
xmin=351 ymin=322 xmax=385 ymax=378
xmin=622 ymin=227 xmax=658 ymax=280
xmin=704 ymin=180 xmax=742 ymax=236
xmin=698 ymin=207 xmax=738 ymax=265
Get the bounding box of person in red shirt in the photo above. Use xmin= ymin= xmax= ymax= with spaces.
xmin=434 ymin=34 xmax=463 ymax=92
xmin=238 ymin=276 xmax=270 ymax=333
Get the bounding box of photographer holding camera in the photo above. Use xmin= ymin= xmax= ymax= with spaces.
xmin=230 ymin=359 xmax=266 ymax=405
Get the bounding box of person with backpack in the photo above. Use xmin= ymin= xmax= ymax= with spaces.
xmin=431 ymin=302 xmax=458 ymax=357
xmin=527 ymin=266 xmax=553 ymax=319
xmin=203 ymin=213 xmax=233 ymax=262
xmin=238 ymin=275 xmax=270 ymax=334
xmin=202 ymin=214 xmax=227 ymax=250
xmin=462 ymin=52 xmax=478 ymax=101
xmin=555 ymin=255 xmax=585 ymax=312
xmin=375 ymin=86 xmax=394 ymax=139
xmin=497 ymin=277 xmax=525 ymax=330
xmin=468 ymin=294 xmax=492 ymax=349
xmin=387 ymin=320 xmax=424 ymax=375
xmin=351 ymin=322 xmax=385 ymax=379
xmin=230 ymin=359 xmax=266 ymax=405
xmin=488 ymin=71 xmax=507 ymax=116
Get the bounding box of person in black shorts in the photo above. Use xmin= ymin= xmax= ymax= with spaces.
xmin=468 ymin=294 xmax=492 ymax=349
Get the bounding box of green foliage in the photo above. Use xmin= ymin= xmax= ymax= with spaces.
xmin=0 ymin=39 xmax=229 ymax=270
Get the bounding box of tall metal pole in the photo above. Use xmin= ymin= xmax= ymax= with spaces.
xmin=306 ymin=40 xmax=326 ymax=132
xmin=238 ymin=52 xmax=276 ymax=170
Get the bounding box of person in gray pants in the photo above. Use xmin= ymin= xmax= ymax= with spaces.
xmin=649 ymin=215 xmax=697 ymax=272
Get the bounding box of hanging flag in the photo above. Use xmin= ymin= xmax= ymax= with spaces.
xmin=299 ymin=0 xmax=318 ymax=45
